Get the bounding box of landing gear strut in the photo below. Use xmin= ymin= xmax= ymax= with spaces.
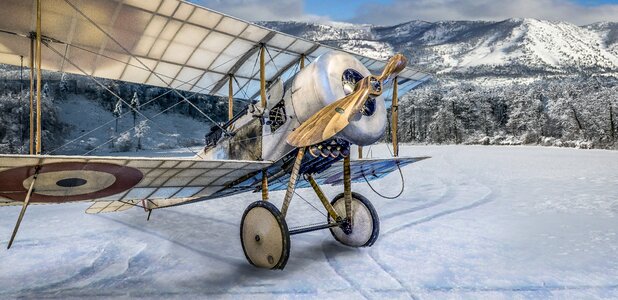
xmin=329 ymin=192 xmax=379 ymax=247
xmin=239 ymin=147 xmax=381 ymax=269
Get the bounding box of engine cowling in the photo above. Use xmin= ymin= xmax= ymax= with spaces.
xmin=287 ymin=51 xmax=387 ymax=146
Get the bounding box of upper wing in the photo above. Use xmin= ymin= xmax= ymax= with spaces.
xmin=0 ymin=0 xmax=430 ymax=100
xmin=0 ymin=154 xmax=270 ymax=204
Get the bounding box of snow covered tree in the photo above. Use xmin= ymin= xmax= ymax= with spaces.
xmin=113 ymin=99 xmax=122 ymax=133
xmin=107 ymin=126 xmax=116 ymax=149
xmin=506 ymin=88 xmax=546 ymax=143
xmin=115 ymin=131 xmax=132 ymax=152
xmin=134 ymin=120 xmax=150 ymax=151
xmin=130 ymin=92 xmax=140 ymax=127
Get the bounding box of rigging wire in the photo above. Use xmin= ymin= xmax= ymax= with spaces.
xmin=82 ymin=100 xmax=186 ymax=155
xmin=241 ymin=50 xmax=261 ymax=100
xmin=362 ymin=143 xmax=406 ymax=199
xmin=232 ymin=75 xmax=250 ymax=100
xmin=45 ymin=44 xmax=249 ymax=154
xmin=43 ymin=41 xmax=203 ymax=157
xmin=55 ymin=42 xmax=218 ymax=93
xmin=46 ymin=72 xmax=214 ymax=154
xmin=62 ymin=0 xmax=228 ymax=135
xmin=264 ymin=46 xmax=280 ymax=73
xmin=234 ymin=51 xmax=263 ymax=101
xmin=265 ymin=165 xmax=327 ymax=218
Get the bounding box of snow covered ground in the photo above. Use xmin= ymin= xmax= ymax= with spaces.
xmin=1 ymin=145 xmax=617 ymax=299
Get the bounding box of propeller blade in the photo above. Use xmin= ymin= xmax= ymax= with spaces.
xmin=377 ymin=53 xmax=408 ymax=83
xmin=287 ymin=78 xmax=372 ymax=147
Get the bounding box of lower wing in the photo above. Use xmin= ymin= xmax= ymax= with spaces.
xmin=214 ymin=156 xmax=430 ymax=196
xmin=0 ymin=154 xmax=271 ymax=205
xmin=275 ymin=156 xmax=430 ymax=191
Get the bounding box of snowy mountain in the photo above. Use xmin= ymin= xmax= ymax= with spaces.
xmin=260 ymin=19 xmax=618 ymax=77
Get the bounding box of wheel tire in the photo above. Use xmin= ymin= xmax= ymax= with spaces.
xmin=240 ymin=201 xmax=290 ymax=269
xmin=328 ymin=192 xmax=380 ymax=247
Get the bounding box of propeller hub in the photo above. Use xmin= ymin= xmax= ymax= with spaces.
xmin=367 ymin=76 xmax=382 ymax=96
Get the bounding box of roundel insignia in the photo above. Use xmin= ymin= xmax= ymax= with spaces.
xmin=0 ymin=162 xmax=144 ymax=203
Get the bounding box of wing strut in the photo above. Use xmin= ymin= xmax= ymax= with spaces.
xmin=35 ymin=0 xmax=42 ymax=155
xmin=7 ymin=166 xmax=40 ymax=249
xmin=260 ymin=45 xmax=267 ymax=108
xmin=28 ymin=37 xmax=34 ymax=155
xmin=391 ymin=77 xmax=399 ymax=157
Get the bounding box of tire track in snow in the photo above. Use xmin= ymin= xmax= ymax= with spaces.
xmin=365 ymin=187 xmax=493 ymax=299
xmin=321 ymin=242 xmax=372 ymax=300
xmin=384 ymin=188 xmax=493 ymax=236
xmin=15 ymin=242 xmax=125 ymax=294
xmin=365 ymin=150 xmax=495 ymax=297
xmin=99 ymin=215 xmax=243 ymax=264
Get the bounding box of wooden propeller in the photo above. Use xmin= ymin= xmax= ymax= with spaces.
xmin=287 ymin=54 xmax=408 ymax=147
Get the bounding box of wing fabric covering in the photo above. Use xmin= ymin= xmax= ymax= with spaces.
xmin=86 ymin=200 xmax=140 ymax=214
xmin=284 ymin=157 xmax=429 ymax=190
xmin=0 ymin=0 xmax=430 ymax=100
xmin=0 ymin=154 xmax=270 ymax=204
xmin=226 ymin=156 xmax=429 ymax=194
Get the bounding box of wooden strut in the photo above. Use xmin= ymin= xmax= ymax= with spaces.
xmin=261 ymin=169 xmax=269 ymax=201
xmin=228 ymin=74 xmax=233 ymax=121
xmin=300 ymin=54 xmax=305 ymax=70
xmin=7 ymin=167 xmax=40 ymax=249
xmin=281 ymin=148 xmax=305 ymax=217
xmin=392 ymin=76 xmax=399 ymax=157
xmin=307 ymin=174 xmax=340 ymax=221
xmin=343 ymin=156 xmax=352 ymax=222
xmin=29 ymin=37 xmax=34 ymax=155
xmin=35 ymin=0 xmax=42 ymax=155
xmin=358 ymin=146 xmax=363 ymax=159
xmin=259 ymin=45 xmax=267 ymax=108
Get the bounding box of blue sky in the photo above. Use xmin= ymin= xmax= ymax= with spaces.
xmin=305 ymin=0 xmax=618 ymax=20
xmin=197 ymin=0 xmax=618 ymax=25
xmin=574 ymin=0 xmax=618 ymax=4
xmin=304 ymin=0 xmax=393 ymax=20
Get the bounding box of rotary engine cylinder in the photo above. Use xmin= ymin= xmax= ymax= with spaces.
xmin=287 ymin=52 xmax=387 ymax=146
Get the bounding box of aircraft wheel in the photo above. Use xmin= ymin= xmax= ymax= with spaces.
xmin=240 ymin=201 xmax=290 ymax=269
xmin=328 ymin=192 xmax=379 ymax=247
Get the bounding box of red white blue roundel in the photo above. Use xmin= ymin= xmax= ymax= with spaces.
xmin=0 ymin=162 xmax=143 ymax=203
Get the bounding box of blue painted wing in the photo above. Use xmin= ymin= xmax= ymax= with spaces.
xmin=266 ymin=156 xmax=430 ymax=192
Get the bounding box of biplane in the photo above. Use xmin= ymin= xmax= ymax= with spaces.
xmin=0 ymin=0 xmax=430 ymax=269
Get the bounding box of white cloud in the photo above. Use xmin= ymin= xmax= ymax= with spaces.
xmin=351 ymin=0 xmax=618 ymax=25
xmin=196 ymin=0 xmax=330 ymax=22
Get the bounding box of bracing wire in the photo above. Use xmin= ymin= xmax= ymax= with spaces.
xmin=44 ymin=39 xmax=249 ymax=154
xmin=47 ymin=75 xmax=200 ymax=154
xmin=264 ymin=46 xmax=280 ymax=73
xmin=83 ymin=100 xmax=186 ymax=155
xmin=43 ymin=42 xmax=203 ymax=157
xmin=62 ymin=0 xmax=229 ymax=135
xmin=232 ymin=75 xmax=250 ymax=100
xmin=362 ymin=143 xmax=406 ymax=199
xmin=265 ymin=165 xmax=327 ymax=218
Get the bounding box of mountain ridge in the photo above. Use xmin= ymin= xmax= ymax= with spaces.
xmin=259 ymin=18 xmax=618 ymax=78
